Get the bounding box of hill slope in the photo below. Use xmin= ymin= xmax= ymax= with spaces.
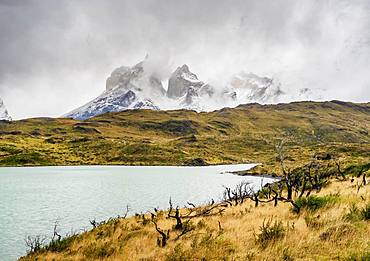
xmin=0 ymin=101 xmax=369 ymax=170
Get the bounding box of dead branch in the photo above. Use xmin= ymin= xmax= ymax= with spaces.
xmin=123 ymin=205 xmax=130 ymax=218
xmin=51 ymin=221 xmax=61 ymax=242
xmin=151 ymin=214 xmax=168 ymax=247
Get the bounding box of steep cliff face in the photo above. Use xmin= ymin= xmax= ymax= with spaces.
xmin=105 ymin=61 xmax=165 ymax=97
xmin=167 ymin=64 xmax=205 ymax=99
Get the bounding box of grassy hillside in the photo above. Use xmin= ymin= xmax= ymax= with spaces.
xmin=12 ymin=100 xmax=370 ymax=260
xmin=0 ymin=100 xmax=369 ymax=173
xmin=21 ymin=171 xmax=370 ymax=260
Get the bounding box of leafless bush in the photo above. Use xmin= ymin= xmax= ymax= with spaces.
xmin=89 ymin=218 xmax=106 ymax=228
xmin=151 ymin=198 xmax=226 ymax=247
xmin=25 ymin=235 xmax=46 ymax=253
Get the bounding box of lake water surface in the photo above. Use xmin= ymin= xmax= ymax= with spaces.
xmin=0 ymin=164 xmax=275 ymax=260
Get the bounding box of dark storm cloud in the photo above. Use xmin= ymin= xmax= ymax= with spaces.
xmin=0 ymin=0 xmax=369 ymax=118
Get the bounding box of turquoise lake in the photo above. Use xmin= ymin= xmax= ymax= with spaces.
xmin=0 ymin=164 xmax=275 ymax=260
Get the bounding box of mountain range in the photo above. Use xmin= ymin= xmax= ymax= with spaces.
xmin=65 ymin=59 xmax=290 ymax=120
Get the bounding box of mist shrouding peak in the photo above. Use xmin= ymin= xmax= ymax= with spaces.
xmin=0 ymin=0 xmax=369 ymax=119
xmin=65 ymin=59 xmax=312 ymax=119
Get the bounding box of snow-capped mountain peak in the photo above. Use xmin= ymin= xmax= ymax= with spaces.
xmin=0 ymin=98 xmax=11 ymax=121
xmin=65 ymin=60 xmax=291 ymax=120
xmin=167 ymin=64 xmax=205 ymax=99
xmin=64 ymin=60 xmax=163 ymax=120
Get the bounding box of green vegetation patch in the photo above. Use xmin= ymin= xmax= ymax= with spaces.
xmin=138 ymin=120 xmax=198 ymax=136
xmin=166 ymin=235 xmax=235 ymax=260
xmin=45 ymin=234 xmax=78 ymax=253
xmin=83 ymin=242 xmax=115 ymax=259
xmin=344 ymin=203 xmax=370 ymax=221
xmin=0 ymin=151 xmax=50 ymax=166
xmin=255 ymin=219 xmax=285 ymax=247
xmin=346 ymin=251 xmax=370 ymax=261
xmin=293 ymin=195 xmax=339 ymax=213
xmin=0 ymin=144 xmax=21 ymax=154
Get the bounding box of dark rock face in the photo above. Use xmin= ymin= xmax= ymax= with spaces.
xmin=106 ymin=62 xmax=165 ymax=96
xmin=183 ymin=87 xmax=199 ymax=105
xmin=167 ymin=65 xmax=205 ymax=99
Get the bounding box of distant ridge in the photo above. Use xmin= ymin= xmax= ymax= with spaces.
xmin=0 ymin=100 xmax=368 ymax=167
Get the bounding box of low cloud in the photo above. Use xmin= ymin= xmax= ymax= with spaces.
xmin=0 ymin=0 xmax=369 ymax=119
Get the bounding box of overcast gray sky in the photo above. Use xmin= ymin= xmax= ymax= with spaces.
xmin=0 ymin=0 xmax=369 ymax=119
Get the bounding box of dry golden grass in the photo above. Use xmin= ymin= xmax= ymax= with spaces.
xmin=21 ymin=178 xmax=370 ymax=261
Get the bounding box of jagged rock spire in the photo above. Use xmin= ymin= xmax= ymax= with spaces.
xmin=167 ymin=64 xmax=204 ymax=99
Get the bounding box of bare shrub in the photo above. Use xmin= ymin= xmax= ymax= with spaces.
xmin=25 ymin=235 xmax=46 ymax=253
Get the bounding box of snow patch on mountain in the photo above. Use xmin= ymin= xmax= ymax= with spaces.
xmin=226 ymin=72 xmax=284 ymax=103
xmin=65 ymin=59 xmax=314 ymax=120
xmin=0 ymin=98 xmax=11 ymax=121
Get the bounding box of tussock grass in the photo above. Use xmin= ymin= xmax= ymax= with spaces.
xmin=255 ymin=219 xmax=285 ymax=247
xmin=293 ymin=194 xmax=339 ymax=213
xmin=344 ymin=202 xmax=370 ymax=221
xmin=362 ymin=203 xmax=370 ymax=220
xmin=44 ymin=234 xmax=78 ymax=253
xmin=346 ymin=251 xmax=370 ymax=261
xmin=21 ymin=178 xmax=370 ymax=261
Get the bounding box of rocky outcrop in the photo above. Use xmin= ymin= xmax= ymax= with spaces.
xmin=106 ymin=61 xmax=165 ymax=97
xmin=167 ymin=65 xmax=205 ymax=99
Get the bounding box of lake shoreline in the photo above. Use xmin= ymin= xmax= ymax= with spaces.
xmin=0 ymin=162 xmax=260 ymax=169
xmin=0 ymin=162 xmax=250 ymax=167
xmin=231 ymin=171 xmax=279 ymax=180
xmin=0 ymin=164 xmax=273 ymax=260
